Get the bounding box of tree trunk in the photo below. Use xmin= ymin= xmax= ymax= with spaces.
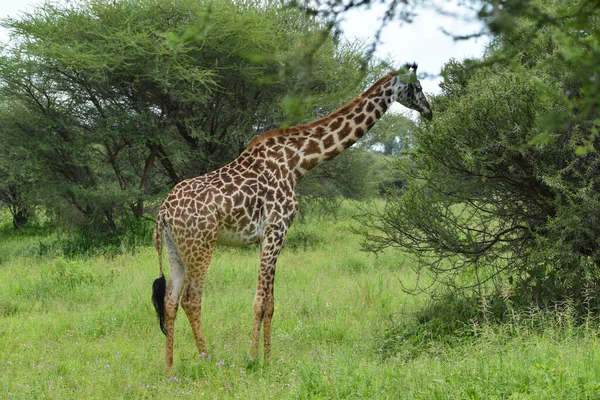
xmin=12 ymin=208 xmax=29 ymax=229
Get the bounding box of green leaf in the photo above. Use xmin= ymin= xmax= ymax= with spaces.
xmin=575 ymin=145 xmax=594 ymax=156
xmin=529 ymin=132 xmax=551 ymax=147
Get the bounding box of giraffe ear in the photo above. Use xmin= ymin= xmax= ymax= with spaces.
xmin=403 ymin=62 xmax=418 ymax=72
xmin=399 ymin=63 xmax=418 ymax=83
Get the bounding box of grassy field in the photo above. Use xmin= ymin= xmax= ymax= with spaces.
xmin=1 ymin=207 xmax=600 ymax=399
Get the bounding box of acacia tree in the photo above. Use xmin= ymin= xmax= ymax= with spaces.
xmin=0 ymin=168 xmax=33 ymax=229
xmin=359 ymin=0 xmax=600 ymax=311
xmin=0 ymin=0 xmax=379 ymax=232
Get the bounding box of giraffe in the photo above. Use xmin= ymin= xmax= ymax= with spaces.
xmin=152 ymin=64 xmax=432 ymax=369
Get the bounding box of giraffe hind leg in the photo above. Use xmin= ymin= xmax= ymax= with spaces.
xmin=180 ymin=239 xmax=215 ymax=358
xmin=163 ymin=227 xmax=186 ymax=369
xmin=180 ymin=272 xmax=208 ymax=357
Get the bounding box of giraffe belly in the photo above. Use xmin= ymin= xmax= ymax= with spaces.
xmin=216 ymin=224 xmax=262 ymax=247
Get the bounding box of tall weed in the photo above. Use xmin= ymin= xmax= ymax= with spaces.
xmin=379 ymin=290 xmax=597 ymax=362
xmin=53 ymin=215 xmax=154 ymax=257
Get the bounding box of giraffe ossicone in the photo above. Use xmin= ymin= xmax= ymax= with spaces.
xmin=152 ymin=67 xmax=432 ymax=369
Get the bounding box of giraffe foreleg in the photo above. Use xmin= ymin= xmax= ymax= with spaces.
xmin=262 ymin=282 xmax=275 ymax=361
xmin=250 ymin=231 xmax=284 ymax=361
xmin=250 ymin=290 xmax=264 ymax=360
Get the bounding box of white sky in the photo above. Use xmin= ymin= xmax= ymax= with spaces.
xmin=0 ymin=0 xmax=488 ymax=107
xmin=340 ymin=1 xmax=488 ymax=93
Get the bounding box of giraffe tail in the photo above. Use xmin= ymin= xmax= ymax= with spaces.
xmin=152 ymin=210 xmax=167 ymax=336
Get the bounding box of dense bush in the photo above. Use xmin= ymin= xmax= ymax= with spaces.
xmin=360 ymin=0 xmax=600 ymax=314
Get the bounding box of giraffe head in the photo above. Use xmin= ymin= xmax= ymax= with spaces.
xmin=396 ymin=63 xmax=433 ymax=120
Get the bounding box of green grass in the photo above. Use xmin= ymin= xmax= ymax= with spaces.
xmin=1 ymin=209 xmax=600 ymax=398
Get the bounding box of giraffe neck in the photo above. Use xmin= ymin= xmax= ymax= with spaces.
xmin=245 ymin=72 xmax=401 ymax=183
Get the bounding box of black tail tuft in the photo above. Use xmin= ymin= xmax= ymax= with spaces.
xmin=152 ymin=275 xmax=167 ymax=336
